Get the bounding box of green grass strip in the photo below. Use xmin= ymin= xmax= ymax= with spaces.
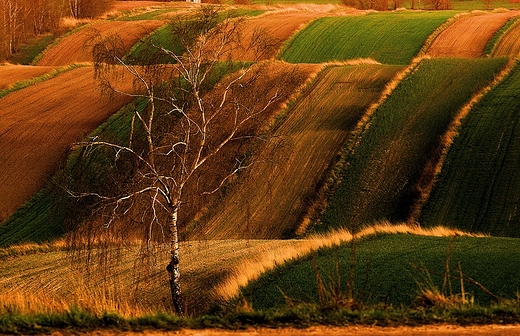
xmin=241 ymin=234 xmax=520 ymax=310
xmin=2 ymin=297 xmax=520 ymax=334
xmin=0 ymin=64 xmax=84 ymax=99
xmin=279 ymin=12 xmax=455 ymax=65
xmin=420 ymin=61 xmax=520 ymax=237
xmin=316 ymin=58 xmax=508 ymax=233
xmin=483 ymin=16 xmax=520 ymax=57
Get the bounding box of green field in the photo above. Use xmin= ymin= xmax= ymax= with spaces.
xmin=279 ymin=12 xmax=455 ymax=65
xmin=242 ymin=234 xmax=520 ymax=310
xmin=420 ymin=61 xmax=520 ymax=237
xmin=316 ymin=58 xmax=508 ymax=233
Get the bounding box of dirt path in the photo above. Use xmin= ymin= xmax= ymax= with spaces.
xmin=0 ymin=65 xmax=58 ymax=90
xmin=0 ymin=67 xmax=136 ymax=221
xmin=37 ymin=20 xmax=164 ymax=66
xmin=427 ymin=11 xmax=520 ymax=58
xmin=51 ymin=325 xmax=520 ymax=335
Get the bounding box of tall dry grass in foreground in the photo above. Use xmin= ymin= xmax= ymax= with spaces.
xmin=0 ymin=223 xmax=483 ymax=316
xmin=215 ymin=222 xmax=485 ymax=301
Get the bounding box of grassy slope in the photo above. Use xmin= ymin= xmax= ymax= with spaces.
xmin=317 ymin=58 xmax=508 ymax=233
xmin=0 ymin=239 xmax=308 ymax=316
xmin=200 ymin=63 xmax=403 ymax=239
xmin=242 ymin=234 xmax=520 ymax=310
xmin=279 ymin=12 xmax=454 ymax=65
xmin=420 ymin=62 xmax=520 ymax=237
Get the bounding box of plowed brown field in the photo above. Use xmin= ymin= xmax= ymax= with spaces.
xmin=427 ymin=11 xmax=520 ymax=58
xmin=113 ymin=1 xmax=182 ymax=11
xmin=225 ymin=9 xmax=346 ymax=61
xmin=0 ymin=67 xmax=137 ymax=221
xmin=0 ymin=65 xmax=58 ymax=90
xmin=493 ymin=19 xmax=520 ymax=56
xmin=37 ymin=20 xmax=164 ymax=66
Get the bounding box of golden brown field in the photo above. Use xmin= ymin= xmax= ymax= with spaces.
xmin=0 ymin=65 xmax=59 ymax=90
xmin=37 ymin=21 xmax=165 ymax=66
xmin=0 ymin=67 xmax=137 ymax=221
xmin=426 ymin=10 xmax=520 ymax=57
xmin=493 ymin=18 xmax=520 ymax=56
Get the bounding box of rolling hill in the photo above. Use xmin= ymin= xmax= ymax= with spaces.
xmin=1 ymin=1 xmax=520 ymax=323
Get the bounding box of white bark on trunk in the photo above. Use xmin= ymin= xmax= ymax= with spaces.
xmin=166 ymin=208 xmax=184 ymax=315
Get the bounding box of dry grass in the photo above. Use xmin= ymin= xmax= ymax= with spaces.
xmin=215 ymin=222 xmax=485 ymax=301
xmin=0 ymin=223 xmax=482 ymax=317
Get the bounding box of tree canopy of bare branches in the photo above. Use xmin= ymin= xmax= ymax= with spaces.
xmin=66 ymin=7 xmax=305 ymax=315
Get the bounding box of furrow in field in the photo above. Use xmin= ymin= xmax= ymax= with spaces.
xmin=0 ymin=67 xmax=138 ymax=222
xmin=0 ymin=65 xmax=59 ymax=90
xmin=426 ymin=11 xmax=520 ymax=58
xmin=199 ymin=63 xmax=403 ymax=239
xmin=37 ymin=20 xmax=164 ymax=66
xmin=493 ymin=18 xmax=520 ymax=56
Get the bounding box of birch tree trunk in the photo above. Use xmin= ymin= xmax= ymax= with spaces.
xmin=166 ymin=208 xmax=184 ymax=315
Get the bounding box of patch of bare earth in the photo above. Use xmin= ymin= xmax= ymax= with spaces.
xmin=52 ymin=325 xmax=520 ymax=335
xmin=493 ymin=18 xmax=520 ymax=56
xmin=37 ymin=20 xmax=164 ymax=66
xmin=113 ymin=1 xmax=185 ymax=12
xmin=427 ymin=11 xmax=520 ymax=58
xmin=0 ymin=67 xmax=138 ymax=221
xmin=0 ymin=65 xmax=58 ymax=90
xmin=224 ymin=7 xmax=357 ymax=61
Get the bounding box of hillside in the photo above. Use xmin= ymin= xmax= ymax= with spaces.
xmin=420 ymin=61 xmax=520 ymax=236
xmin=0 ymin=67 xmax=138 ymax=222
xmin=426 ymin=11 xmax=520 ymax=57
xmin=1 ymin=2 xmax=520 ymax=328
xmin=199 ymin=63 xmax=403 ymax=239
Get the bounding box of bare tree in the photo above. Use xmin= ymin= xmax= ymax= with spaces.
xmin=69 ymin=0 xmax=113 ymax=18
xmin=67 ymin=7 xmax=298 ymax=315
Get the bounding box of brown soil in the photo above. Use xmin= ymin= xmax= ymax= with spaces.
xmin=427 ymin=11 xmax=520 ymax=58
xmin=493 ymin=19 xmax=520 ymax=56
xmin=0 ymin=67 xmax=137 ymax=221
xmin=224 ymin=8 xmax=353 ymax=61
xmin=37 ymin=20 xmax=164 ymax=66
xmin=0 ymin=65 xmax=58 ymax=90
xmin=113 ymin=1 xmax=183 ymax=12
xmin=52 ymin=325 xmax=520 ymax=335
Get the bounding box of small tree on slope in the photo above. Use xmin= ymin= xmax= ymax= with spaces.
xmin=67 ymin=8 xmax=296 ymax=315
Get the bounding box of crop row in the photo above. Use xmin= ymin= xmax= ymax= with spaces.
xmin=317 ymin=58 xmax=509 ymax=233
xmin=421 ymin=61 xmax=520 ymax=237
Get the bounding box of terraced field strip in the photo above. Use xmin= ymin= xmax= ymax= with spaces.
xmin=0 ymin=65 xmax=58 ymax=90
xmin=242 ymin=234 xmax=520 ymax=309
xmin=0 ymin=67 xmax=137 ymax=222
xmin=319 ymin=58 xmax=509 ymax=233
xmin=222 ymin=9 xmax=344 ymax=61
xmin=113 ymin=0 xmax=187 ymax=12
xmin=279 ymin=12 xmax=454 ymax=65
xmin=493 ymin=18 xmax=520 ymax=56
xmin=426 ymin=11 xmax=520 ymax=58
xmin=37 ymin=20 xmax=165 ymax=66
xmin=0 ymin=239 xmax=307 ymax=315
xmin=200 ymin=64 xmax=403 ymax=239
xmin=420 ymin=62 xmax=520 ymax=237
